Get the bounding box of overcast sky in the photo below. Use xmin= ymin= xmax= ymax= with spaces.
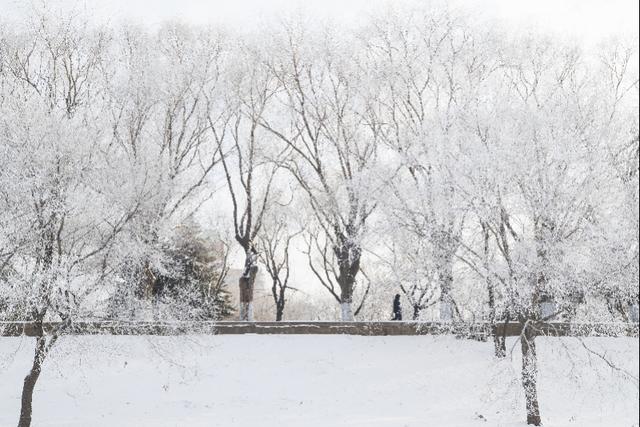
xmin=2 ymin=0 xmax=638 ymax=49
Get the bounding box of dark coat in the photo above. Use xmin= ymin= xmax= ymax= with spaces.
xmin=392 ymin=294 xmax=402 ymax=321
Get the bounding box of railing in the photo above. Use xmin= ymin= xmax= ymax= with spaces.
xmin=1 ymin=321 xmax=637 ymax=337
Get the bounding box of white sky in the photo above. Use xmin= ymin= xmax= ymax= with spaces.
xmin=2 ymin=0 xmax=638 ymax=49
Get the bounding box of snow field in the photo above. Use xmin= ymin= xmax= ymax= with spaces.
xmin=0 ymin=335 xmax=638 ymax=427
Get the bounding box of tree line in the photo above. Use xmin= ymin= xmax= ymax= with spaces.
xmin=0 ymin=5 xmax=638 ymax=426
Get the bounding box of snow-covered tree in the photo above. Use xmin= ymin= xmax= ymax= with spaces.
xmin=363 ymin=10 xmax=498 ymax=321
xmin=207 ymin=41 xmax=281 ymax=321
xmin=257 ymin=212 xmax=301 ymax=321
xmin=96 ymin=22 xmax=229 ymax=319
xmin=0 ymin=12 xmax=141 ymax=426
xmin=457 ymin=36 xmax=638 ymax=425
xmin=260 ymin=23 xmax=384 ymax=320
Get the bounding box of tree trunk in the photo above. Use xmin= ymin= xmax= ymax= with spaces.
xmin=439 ymin=295 xmax=453 ymax=322
xmin=483 ymin=222 xmax=506 ymax=357
xmin=488 ymin=285 xmax=506 ymax=357
xmin=272 ymin=282 xmax=286 ymax=321
xmin=275 ymin=298 xmax=284 ymax=321
xmin=18 ymin=336 xmax=48 ymax=427
xmin=520 ymin=326 xmax=542 ymax=426
xmin=340 ymin=300 xmax=354 ymax=321
xmin=334 ymin=244 xmax=360 ymax=322
xmin=239 ymin=253 xmax=258 ymax=321
xmin=492 ymin=321 xmax=507 ymax=358
xmin=339 ymin=278 xmax=355 ymax=321
xmin=239 ymin=275 xmax=255 ymax=321
xmin=239 ymin=301 xmax=253 ymax=321
xmin=494 ymin=334 xmax=507 ymax=359
xmin=438 ymin=255 xmax=455 ymax=322
xmin=412 ymin=304 xmax=420 ymax=320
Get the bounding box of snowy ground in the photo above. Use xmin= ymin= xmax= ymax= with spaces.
xmin=0 ymin=335 xmax=638 ymax=427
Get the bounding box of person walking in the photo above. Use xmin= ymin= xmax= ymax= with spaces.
xmin=392 ymin=294 xmax=402 ymax=321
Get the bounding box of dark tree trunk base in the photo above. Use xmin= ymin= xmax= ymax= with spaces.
xmin=527 ymin=414 xmax=542 ymax=426
xmin=521 ymin=328 xmax=542 ymax=427
xmin=18 ymin=337 xmax=47 ymax=427
xmin=493 ymin=335 xmax=507 ymax=358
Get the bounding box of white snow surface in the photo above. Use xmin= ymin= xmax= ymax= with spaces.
xmin=0 ymin=335 xmax=638 ymax=427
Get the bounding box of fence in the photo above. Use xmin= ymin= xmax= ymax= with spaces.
xmin=1 ymin=321 xmax=638 ymax=337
